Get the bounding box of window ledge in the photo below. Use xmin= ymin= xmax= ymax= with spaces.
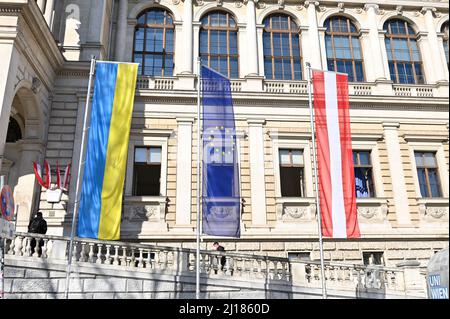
xmin=417 ymin=198 xmax=449 ymax=222
xmin=122 ymin=196 xmax=168 ymax=227
xmin=357 ymin=198 xmax=388 ymax=223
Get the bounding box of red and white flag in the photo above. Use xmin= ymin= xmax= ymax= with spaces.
xmin=313 ymin=70 xmax=360 ymax=238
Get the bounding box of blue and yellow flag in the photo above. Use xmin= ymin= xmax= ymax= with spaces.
xmin=77 ymin=61 xmax=138 ymax=240
xmin=201 ymin=66 xmax=241 ymax=237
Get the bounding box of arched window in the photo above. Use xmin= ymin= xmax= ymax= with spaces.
xmin=324 ymin=16 xmax=364 ymax=82
xmin=6 ymin=117 xmax=22 ymax=143
xmin=263 ymin=14 xmax=302 ymax=80
xmin=442 ymin=22 xmax=449 ymax=69
xmin=133 ymin=8 xmax=175 ymax=76
xmin=384 ymin=19 xmax=424 ymax=84
xmin=200 ymin=11 xmax=239 ymax=78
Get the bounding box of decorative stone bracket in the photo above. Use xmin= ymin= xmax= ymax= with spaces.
xmin=121 ymin=196 xmax=169 ymax=235
xmin=417 ymin=198 xmax=449 ymax=222
xmin=276 ymin=198 xmax=317 ymax=223
xmin=357 ymin=198 xmax=389 ymax=223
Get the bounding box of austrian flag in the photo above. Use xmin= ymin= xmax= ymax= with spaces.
xmin=313 ymin=70 xmax=360 ymax=238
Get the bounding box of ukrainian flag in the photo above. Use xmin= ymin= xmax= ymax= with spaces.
xmin=77 ymin=61 xmax=138 ymax=240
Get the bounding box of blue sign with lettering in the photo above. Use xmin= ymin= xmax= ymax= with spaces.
xmin=428 ymin=274 xmax=449 ymax=299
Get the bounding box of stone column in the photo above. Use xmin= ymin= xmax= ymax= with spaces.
xmin=364 ymin=4 xmax=388 ymax=81
xmin=247 ymin=119 xmax=267 ymax=226
xmin=175 ymin=119 xmax=194 ymax=226
xmin=115 ymin=0 xmax=128 ymax=61
xmin=305 ymin=1 xmax=322 ymax=69
xmin=44 ymin=0 xmax=55 ymax=28
xmin=180 ymin=0 xmax=193 ymax=74
xmin=382 ymin=122 xmax=411 ymax=225
xmin=14 ymin=141 xmax=44 ymax=232
xmin=245 ymin=0 xmax=259 ymax=76
xmin=422 ymin=7 xmax=446 ymax=83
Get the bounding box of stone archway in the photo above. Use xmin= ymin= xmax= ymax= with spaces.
xmin=1 ymin=86 xmax=45 ymax=232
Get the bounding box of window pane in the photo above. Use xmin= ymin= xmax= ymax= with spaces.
xmin=355 ymin=62 xmax=364 ymax=82
xmin=134 ymin=164 xmax=161 ymax=196
xmin=417 ymin=168 xmax=429 ymax=197
xmin=263 ymin=32 xmax=272 ymax=55
xmin=428 ymin=169 xmax=441 ymax=197
xmin=264 ymin=59 xmax=273 ymax=78
xmin=150 ymin=147 xmax=162 ymax=163
xmin=415 ymin=152 xmax=424 ymax=167
xmin=423 ymin=153 xmax=437 ymax=167
xmin=280 ymin=167 xmax=304 ymax=197
xmin=135 ymin=148 xmax=147 ymax=163
xmin=352 ymin=38 xmax=362 ymax=59
xmin=359 ymin=151 xmax=370 ymax=165
xmin=165 ymin=30 xmax=174 ymax=53
xmin=200 ymin=31 xmax=208 ymax=54
xmin=326 ymin=36 xmax=334 ymax=58
xmin=291 ymin=150 xmax=303 ymax=165
xmin=279 ymin=149 xmax=290 ymax=165
xmin=355 ymin=167 xmax=370 ymax=198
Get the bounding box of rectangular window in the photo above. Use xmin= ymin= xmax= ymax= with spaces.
xmin=363 ymin=252 xmax=385 ymax=266
xmin=414 ymin=152 xmax=442 ymax=198
xmin=279 ymin=149 xmax=305 ymax=197
xmin=133 ymin=147 xmax=162 ymax=196
xmin=353 ymin=150 xmax=375 ymax=198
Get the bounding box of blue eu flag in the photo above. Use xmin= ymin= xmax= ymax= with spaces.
xmin=201 ymin=66 xmax=240 ymax=237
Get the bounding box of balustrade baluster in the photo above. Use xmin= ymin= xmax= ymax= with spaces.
xmin=32 ymin=237 xmax=40 ymax=258
xmin=88 ymin=243 xmax=95 ymax=263
xmin=154 ymin=251 xmax=160 ymax=269
xmin=78 ymin=242 xmax=86 ymax=262
xmin=41 ymin=239 xmax=49 ymax=258
xmin=137 ymin=248 xmax=144 ymax=268
xmin=71 ymin=241 xmax=78 ymax=262
xmin=145 ymin=250 xmax=152 ymax=269
xmin=120 ymin=246 xmax=127 ymax=267
xmin=14 ymin=236 xmax=23 ymax=256
xmin=113 ymin=245 xmax=120 ymax=265
xmin=8 ymin=237 xmax=15 ymax=255
xmin=96 ymin=244 xmax=103 ymax=264
xmin=104 ymin=245 xmax=111 ymax=265
xmin=24 ymin=237 xmax=31 ymax=256
xmin=130 ymin=248 xmax=136 ymax=267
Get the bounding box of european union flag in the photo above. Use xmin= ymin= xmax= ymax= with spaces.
xmin=201 ymin=66 xmax=240 ymax=237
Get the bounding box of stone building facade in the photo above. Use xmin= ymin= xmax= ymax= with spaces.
xmin=0 ymin=0 xmax=448 ymax=270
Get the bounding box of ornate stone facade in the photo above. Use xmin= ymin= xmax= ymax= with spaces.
xmin=0 ymin=0 xmax=448 ymax=270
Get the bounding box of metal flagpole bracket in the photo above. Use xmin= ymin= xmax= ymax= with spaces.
xmin=64 ymin=56 xmax=97 ymax=299
xmin=306 ymin=62 xmax=328 ymax=299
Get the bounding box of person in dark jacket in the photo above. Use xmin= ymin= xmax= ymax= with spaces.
xmin=28 ymin=212 xmax=47 ymax=255
xmin=213 ymin=241 xmax=226 ymax=271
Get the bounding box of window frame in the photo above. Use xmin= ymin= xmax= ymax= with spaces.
xmin=362 ymin=251 xmax=385 ymax=266
xmin=199 ymin=11 xmax=239 ymax=78
xmin=384 ymin=19 xmax=425 ymax=84
xmin=125 ymin=132 xmax=170 ymax=198
xmin=324 ymin=16 xmax=365 ymax=82
xmin=279 ymin=148 xmax=306 ymax=197
xmin=271 ymin=135 xmax=314 ymax=199
xmin=413 ymin=151 xmax=442 ymax=198
xmin=132 ymin=146 xmax=163 ymax=196
xmin=407 ymin=141 xmax=448 ymax=199
xmin=353 ymin=150 xmax=376 ymax=198
xmin=133 ymin=8 xmax=175 ymax=77
xmin=262 ymin=14 xmax=303 ymax=80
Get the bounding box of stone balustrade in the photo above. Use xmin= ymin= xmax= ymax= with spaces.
xmin=134 ymin=75 xmax=448 ymax=99
xmin=2 ymin=232 xmax=426 ymax=297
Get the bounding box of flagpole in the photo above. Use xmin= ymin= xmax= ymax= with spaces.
xmin=196 ymin=57 xmax=202 ymax=300
xmin=64 ymin=57 xmax=96 ymax=299
xmin=306 ymin=62 xmax=327 ymax=299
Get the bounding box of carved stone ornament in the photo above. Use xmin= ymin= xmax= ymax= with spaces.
xmin=427 ymin=207 xmax=448 ymax=219
xmin=284 ymin=207 xmax=306 ymax=219
xmin=278 ymin=0 xmax=285 ymax=9
xmin=296 ymin=5 xmax=305 ymax=11
xmin=354 ymin=8 xmax=363 ymax=14
xmin=257 ymin=1 xmax=266 ymax=9
xmin=318 ymin=6 xmax=326 ymax=12
xmin=396 ymin=5 xmax=403 ymax=15
xmin=216 ymin=0 xmax=223 ymax=7
xmin=124 ymin=205 xmax=158 ymax=222
xmin=337 ymin=2 xmax=344 ymax=12
xmin=195 ymin=0 xmax=204 ymax=6
xmin=235 ymin=1 xmax=243 ymax=8
xmin=172 ymin=0 xmax=181 ymax=5
xmin=358 ymin=207 xmax=378 ymax=219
